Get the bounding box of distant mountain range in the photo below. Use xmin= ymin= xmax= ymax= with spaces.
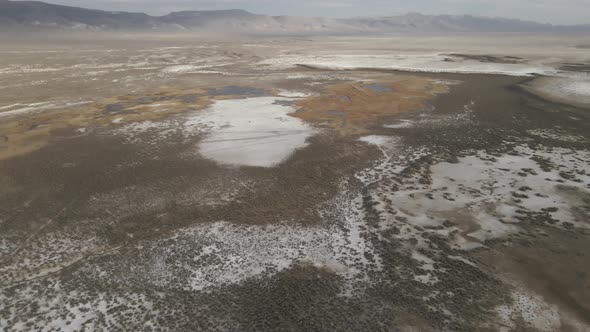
xmin=1 ymin=0 xmax=589 ymax=34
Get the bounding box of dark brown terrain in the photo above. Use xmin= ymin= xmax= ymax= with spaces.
xmin=0 ymin=34 xmax=589 ymax=331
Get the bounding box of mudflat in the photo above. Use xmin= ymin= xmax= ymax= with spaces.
xmin=1 ymin=34 xmax=589 ymax=331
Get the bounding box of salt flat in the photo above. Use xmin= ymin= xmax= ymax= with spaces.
xmin=0 ymin=34 xmax=589 ymax=331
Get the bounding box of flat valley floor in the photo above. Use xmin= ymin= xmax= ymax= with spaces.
xmin=1 ymin=34 xmax=590 ymax=331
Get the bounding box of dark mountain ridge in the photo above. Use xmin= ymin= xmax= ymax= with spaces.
xmin=1 ymin=0 xmax=589 ymax=34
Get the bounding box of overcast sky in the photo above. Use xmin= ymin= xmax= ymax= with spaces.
xmin=16 ymin=0 xmax=590 ymax=25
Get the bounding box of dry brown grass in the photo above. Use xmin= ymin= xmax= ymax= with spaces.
xmin=0 ymin=76 xmax=449 ymax=160
xmin=0 ymin=88 xmax=212 ymax=160
xmin=293 ymin=76 xmax=450 ymax=135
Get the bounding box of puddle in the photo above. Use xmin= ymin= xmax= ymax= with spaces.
xmin=105 ymin=103 xmax=126 ymax=113
xmin=365 ymin=84 xmax=393 ymax=93
xmin=207 ymin=86 xmax=266 ymax=96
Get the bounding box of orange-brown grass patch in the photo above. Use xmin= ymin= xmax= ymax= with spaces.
xmin=0 ymin=88 xmax=211 ymax=160
xmin=293 ymin=76 xmax=450 ymax=135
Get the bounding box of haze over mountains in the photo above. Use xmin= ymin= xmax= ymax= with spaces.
xmin=1 ymin=0 xmax=589 ymax=34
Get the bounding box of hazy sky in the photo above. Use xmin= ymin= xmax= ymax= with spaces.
xmin=16 ymin=0 xmax=590 ymax=25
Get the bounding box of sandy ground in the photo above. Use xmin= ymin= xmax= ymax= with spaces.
xmin=0 ymin=33 xmax=589 ymax=331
